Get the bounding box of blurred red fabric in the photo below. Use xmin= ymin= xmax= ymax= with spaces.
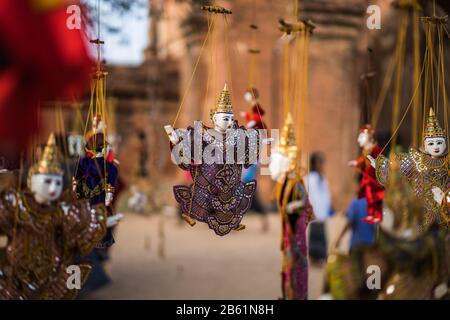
xmin=0 ymin=0 xmax=93 ymax=166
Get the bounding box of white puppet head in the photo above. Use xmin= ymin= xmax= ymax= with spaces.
xmin=212 ymin=112 xmax=235 ymax=133
xmin=28 ymin=133 xmax=64 ymax=204
xmin=423 ymin=108 xmax=447 ymax=157
xmin=211 ymin=83 xmax=235 ymax=133
xmin=424 ymin=137 xmax=447 ymax=157
xmin=243 ymin=87 xmax=259 ymax=103
xmin=357 ymin=124 xmax=375 ymax=148
xmin=30 ymin=174 xmax=63 ymax=204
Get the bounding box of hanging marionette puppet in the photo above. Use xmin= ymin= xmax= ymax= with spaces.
xmin=348 ymin=124 xmax=385 ymax=223
xmin=73 ymin=114 xmax=122 ymax=247
xmin=0 ymin=134 xmax=109 ymax=299
xmin=241 ymin=87 xmax=267 ymax=130
xmin=268 ymin=113 xmax=315 ymax=300
xmin=368 ymin=108 xmax=449 ymax=230
xmin=164 ymin=84 xmax=267 ymax=236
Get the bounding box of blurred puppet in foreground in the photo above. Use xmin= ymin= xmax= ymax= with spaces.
xmin=0 ymin=0 xmax=92 ymax=167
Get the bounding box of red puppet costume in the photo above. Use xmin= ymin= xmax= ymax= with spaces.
xmin=241 ymin=87 xmax=266 ymax=130
xmin=351 ymin=124 xmax=385 ymax=224
xmin=0 ymin=0 xmax=93 ymax=167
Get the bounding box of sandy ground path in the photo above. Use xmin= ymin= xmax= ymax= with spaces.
xmin=84 ymin=212 xmax=348 ymax=300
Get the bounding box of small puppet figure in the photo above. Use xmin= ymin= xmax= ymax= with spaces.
xmin=348 ymin=124 xmax=385 ymax=223
xmin=73 ymin=114 xmax=121 ymax=248
xmin=240 ymin=87 xmax=266 ymax=130
xmin=164 ymin=84 xmax=267 ymax=236
xmin=0 ymin=134 xmax=108 ymax=299
xmin=369 ymin=108 xmax=449 ymax=230
xmin=268 ymin=113 xmax=315 ymax=300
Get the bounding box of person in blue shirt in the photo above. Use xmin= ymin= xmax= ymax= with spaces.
xmin=335 ymin=197 xmax=375 ymax=252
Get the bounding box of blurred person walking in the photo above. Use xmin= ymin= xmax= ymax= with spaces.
xmin=305 ymin=152 xmax=332 ymax=264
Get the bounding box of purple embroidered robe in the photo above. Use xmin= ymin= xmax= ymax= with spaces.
xmin=171 ymin=122 xmax=261 ymax=236
xmin=277 ymin=175 xmax=314 ymax=300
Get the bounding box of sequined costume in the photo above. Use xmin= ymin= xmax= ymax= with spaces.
xmin=172 ymin=122 xmax=261 ymax=236
xmin=375 ymin=109 xmax=449 ymax=229
xmin=0 ymin=190 xmax=107 ymax=299
xmin=277 ymin=174 xmax=314 ymax=300
xmin=375 ymin=149 xmax=449 ymax=229
xmin=74 ymin=156 xmax=118 ymax=247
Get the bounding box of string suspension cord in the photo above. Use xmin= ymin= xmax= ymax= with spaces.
xmin=171 ymin=6 xmax=215 ymax=127
xmin=282 ymin=37 xmax=290 ymax=119
xmin=171 ymin=2 xmax=232 ymax=220
xmin=378 ymin=49 xmax=426 ymax=156
xmin=56 ymin=103 xmax=72 ymax=179
xmin=420 ymin=3 xmax=448 ymax=136
xmin=202 ymin=12 xmax=215 ymax=122
xmin=278 ymin=0 xmax=314 ymax=173
xmin=8 ymin=154 xmax=24 ymax=289
xmin=73 ymin=0 xmax=109 ymax=193
xmin=411 ymin=1 xmax=422 ymax=147
xmin=247 ymin=0 xmax=259 ymax=89
xmin=224 ymin=15 xmax=233 ymax=98
xmin=371 ymin=0 xmax=423 ymax=139
xmin=379 ymin=1 xmax=450 ymax=156
xmin=390 ymin=9 xmax=408 ymax=152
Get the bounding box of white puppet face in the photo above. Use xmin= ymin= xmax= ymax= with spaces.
xmin=30 ymin=173 xmax=63 ymax=204
xmin=244 ymin=91 xmax=253 ymax=103
xmin=269 ymin=151 xmax=291 ymax=182
xmin=357 ymin=131 xmax=370 ymax=148
xmin=424 ymin=137 xmax=447 ymax=157
xmin=213 ymin=112 xmax=234 ymax=133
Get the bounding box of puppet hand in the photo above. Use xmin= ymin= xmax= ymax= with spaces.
xmin=246 ymin=120 xmax=256 ymax=129
xmin=366 ymin=155 xmax=376 ymax=168
xmin=347 ymin=160 xmax=357 ymax=167
xmin=286 ymin=200 xmax=305 ymax=214
xmin=105 ymin=192 xmax=114 ymax=206
xmin=432 ymin=186 xmax=445 ymax=205
xmin=107 ymin=213 xmax=123 ymax=228
xmin=71 ymin=178 xmax=77 ymax=192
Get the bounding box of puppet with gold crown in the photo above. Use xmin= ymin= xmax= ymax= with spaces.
xmin=368 ymin=108 xmax=449 ymax=230
xmin=268 ymin=113 xmax=315 ymax=300
xmin=0 ymin=134 xmax=109 ymax=299
xmin=164 ymin=84 xmax=265 ymax=236
xmin=73 ymin=114 xmax=120 ymax=247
